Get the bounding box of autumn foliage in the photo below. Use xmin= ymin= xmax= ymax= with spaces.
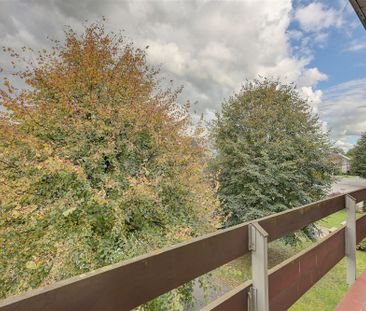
xmin=0 ymin=23 xmax=217 ymax=301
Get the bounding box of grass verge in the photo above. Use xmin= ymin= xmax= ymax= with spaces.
xmin=290 ymin=251 xmax=366 ymax=310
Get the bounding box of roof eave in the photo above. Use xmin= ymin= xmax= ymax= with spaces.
xmin=350 ymin=0 xmax=366 ymax=30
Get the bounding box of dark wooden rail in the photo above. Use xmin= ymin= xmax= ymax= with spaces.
xmin=204 ymin=214 xmax=366 ymax=311
xmin=1 ymin=188 xmax=366 ymax=311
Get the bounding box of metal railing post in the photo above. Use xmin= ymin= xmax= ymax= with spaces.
xmin=248 ymin=222 xmax=269 ymax=311
xmin=345 ymin=194 xmax=357 ymax=285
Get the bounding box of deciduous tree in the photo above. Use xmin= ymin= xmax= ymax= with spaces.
xmin=210 ymin=79 xmax=334 ymax=238
xmin=351 ymin=133 xmax=366 ymax=178
xmin=0 ymin=23 xmax=217 ymax=304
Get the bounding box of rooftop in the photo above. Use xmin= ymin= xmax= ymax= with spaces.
xmin=350 ymin=0 xmax=366 ymax=30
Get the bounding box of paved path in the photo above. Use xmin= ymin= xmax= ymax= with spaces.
xmin=330 ymin=176 xmax=366 ymax=195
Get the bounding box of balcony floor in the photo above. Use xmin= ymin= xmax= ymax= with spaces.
xmin=336 ymin=268 xmax=366 ymax=310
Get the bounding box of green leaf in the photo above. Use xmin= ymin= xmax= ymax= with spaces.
xmin=63 ymin=207 xmax=77 ymax=217
xmin=25 ymin=261 xmax=37 ymax=270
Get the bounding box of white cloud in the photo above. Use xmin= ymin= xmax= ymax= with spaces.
xmin=295 ymin=2 xmax=343 ymax=32
xmin=335 ymin=140 xmax=354 ymax=151
xmin=146 ymin=41 xmax=190 ymax=76
xmin=300 ymin=87 xmax=323 ymax=112
xmin=299 ymin=67 xmax=328 ymax=87
xmin=320 ymin=79 xmax=366 ymax=150
xmin=344 ymin=40 xmax=366 ymax=52
xmin=0 ymin=0 xmax=340 ymax=136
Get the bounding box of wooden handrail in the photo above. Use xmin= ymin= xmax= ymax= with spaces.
xmin=204 ymin=213 xmax=366 ymax=311
xmin=1 ymin=188 xmax=366 ymax=311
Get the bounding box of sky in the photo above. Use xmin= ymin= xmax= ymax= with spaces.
xmin=0 ymin=0 xmax=365 ymax=151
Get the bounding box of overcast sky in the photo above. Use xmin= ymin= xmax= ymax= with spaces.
xmin=0 ymin=0 xmax=365 ymax=150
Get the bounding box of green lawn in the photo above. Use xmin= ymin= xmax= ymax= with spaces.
xmin=290 ymin=251 xmax=366 ymax=311
xmin=318 ymin=209 xmax=364 ymax=229
xmin=209 ymin=211 xmax=366 ymax=310
xmin=291 ymin=209 xmax=366 ymax=310
xmin=318 ymin=210 xmax=346 ymax=229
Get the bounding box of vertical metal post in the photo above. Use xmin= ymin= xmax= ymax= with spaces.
xmin=248 ymin=222 xmax=269 ymax=311
xmin=345 ymin=194 xmax=357 ymax=285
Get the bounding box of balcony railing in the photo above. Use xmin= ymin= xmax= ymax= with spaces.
xmin=1 ymin=188 xmax=366 ymax=311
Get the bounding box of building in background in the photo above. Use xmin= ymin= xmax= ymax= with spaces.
xmin=332 ymin=153 xmax=351 ymax=174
